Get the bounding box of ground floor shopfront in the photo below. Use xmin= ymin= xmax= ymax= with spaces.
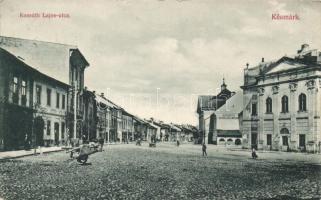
xmin=243 ymin=118 xmax=321 ymax=152
xmin=0 ymin=103 xmax=33 ymax=151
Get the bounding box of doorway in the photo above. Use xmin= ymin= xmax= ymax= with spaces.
xmin=34 ymin=117 xmax=44 ymax=146
xmin=282 ymin=136 xmax=288 ymax=146
xmin=251 ymin=133 xmax=258 ymax=149
xmin=54 ymin=122 xmax=59 ymax=145
xmin=299 ymin=134 xmax=306 ymax=150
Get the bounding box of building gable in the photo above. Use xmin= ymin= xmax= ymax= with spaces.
xmin=264 ymin=57 xmax=307 ymax=75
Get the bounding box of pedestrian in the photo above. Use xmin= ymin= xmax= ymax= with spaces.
xmin=82 ymin=134 xmax=88 ymax=144
xmin=202 ymin=143 xmax=207 ymax=156
xmin=252 ymin=148 xmax=258 ymax=159
xmin=98 ymin=136 xmax=104 ymax=152
xmin=176 ymin=140 xmax=180 ymax=147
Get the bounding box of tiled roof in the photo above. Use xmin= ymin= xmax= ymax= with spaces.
xmin=0 ymin=36 xmax=89 ymax=85
xmin=197 ymin=95 xmax=227 ymax=113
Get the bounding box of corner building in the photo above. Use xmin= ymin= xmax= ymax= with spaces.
xmin=241 ymin=44 xmax=321 ymax=152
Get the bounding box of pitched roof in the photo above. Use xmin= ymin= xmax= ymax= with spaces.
xmin=214 ymin=91 xmax=243 ymax=117
xmin=197 ymin=95 xmax=227 ymax=113
xmin=133 ymin=116 xmax=147 ymax=124
xmin=95 ymin=94 xmax=118 ymax=109
xmin=170 ymin=124 xmax=181 ymax=132
xmin=148 ymin=122 xmax=159 ymax=129
xmin=243 ymin=44 xmax=321 ymax=88
xmin=0 ymin=36 xmax=89 ymax=85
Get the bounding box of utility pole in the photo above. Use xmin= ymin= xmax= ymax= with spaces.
xmin=73 ymin=81 xmax=77 ymax=140
xmin=203 ymin=115 xmax=212 ymax=145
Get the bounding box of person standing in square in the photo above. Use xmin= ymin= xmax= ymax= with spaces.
xmin=202 ymin=143 xmax=207 ymax=156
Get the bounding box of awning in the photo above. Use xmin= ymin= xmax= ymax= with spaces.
xmin=217 ymin=130 xmax=241 ymax=137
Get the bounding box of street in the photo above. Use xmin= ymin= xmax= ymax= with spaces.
xmin=0 ymin=143 xmax=321 ymax=200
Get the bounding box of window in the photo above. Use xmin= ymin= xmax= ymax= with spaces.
xmin=12 ymin=76 xmax=19 ymax=104
xmin=266 ymin=97 xmax=272 ymax=113
xmin=298 ymin=93 xmax=307 ymax=111
xmin=61 ymin=122 xmax=65 ymax=139
xmin=47 ymin=120 xmax=51 ymax=135
xmin=251 ymin=103 xmax=257 ymax=116
xmin=281 ymin=96 xmax=288 ymax=113
xmin=47 ymin=88 xmax=51 ymax=106
xmin=21 ymin=80 xmax=26 ymax=96
xmin=36 ymin=85 xmax=42 ymax=105
xmin=13 ymin=76 xmax=18 ymax=93
xmin=299 ymin=134 xmax=305 ymax=147
xmin=267 ymin=134 xmax=272 ymax=146
xmin=56 ymin=92 xmax=60 ymax=108
xmin=62 ymin=95 xmax=66 ymax=109
xmin=21 ymin=80 xmax=27 ymax=106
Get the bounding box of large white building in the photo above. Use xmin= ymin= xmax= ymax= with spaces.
xmin=241 ymin=44 xmax=321 ymax=152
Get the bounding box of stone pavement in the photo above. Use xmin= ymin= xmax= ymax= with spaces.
xmin=0 ymin=146 xmax=63 ymax=160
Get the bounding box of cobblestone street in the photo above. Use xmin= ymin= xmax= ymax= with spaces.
xmin=0 ymin=143 xmax=321 ymax=200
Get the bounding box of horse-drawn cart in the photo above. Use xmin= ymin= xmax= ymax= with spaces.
xmin=67 ymin=143 xmax=99 ymax=164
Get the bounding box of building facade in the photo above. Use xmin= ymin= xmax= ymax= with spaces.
xmin=213 ymin=92 xmax=243 ymax=146
xmin=0 ymin=48 xmax=34 ymax=150
xmin=33 ymin=73 xmax=69 ymax=147
xmin=82 ymin=89 xmax=96 ymax=141
xmin=0 ymin=36 xmax=89 ymax=149
xmin=122 ymin=111 xmax=134 ymax=143
xmin=241 ymin=44 xmax=321 ymax=152
xmin=0 ymin=46 xmax=69 ymax=150
xmin=197 ymin=79 xmax=234 ymax=144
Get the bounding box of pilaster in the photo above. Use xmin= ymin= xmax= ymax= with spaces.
xmin=258 ymin=87 xmax=264 ymax=149
xmin=289 ymin=82 xmax=297 ymax=149
xmin=272 ymin=85 xmax=280 ymax=150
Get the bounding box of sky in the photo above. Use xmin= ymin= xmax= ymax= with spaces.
xmin=0 ymin=0 xmax=320 ymax=125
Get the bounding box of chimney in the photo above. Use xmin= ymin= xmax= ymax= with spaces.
xmin=84 ymin=86 xmax=87 ymax=91
xmin=297 ymin=44 xmax=309 ymax=54
xmin=246 ymin=63 xmax=249 ymax=69
xmin=101 ymin=93 xmax=104 ymax=97
xmin=93 ymin=90 xmax=96 ymax=94
xmin=261 ymin=57 xmax=264 ymax=63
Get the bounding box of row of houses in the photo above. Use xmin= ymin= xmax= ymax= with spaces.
xmin=197 ymin=44 xmax=321 ymax=152
xmin=81 ymin=88 xmax=198 ymax=145
xmin=0 ymin=36 xmax=197 ymax=151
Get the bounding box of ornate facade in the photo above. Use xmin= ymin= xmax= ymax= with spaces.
xmin=241 ymin=44 xmax=321 ymax=152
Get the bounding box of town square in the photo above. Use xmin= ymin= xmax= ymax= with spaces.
xmin=0 ymin=0 xmax=321 ymax=199
xmin=1 ymin=143 xmax=321 ymax=200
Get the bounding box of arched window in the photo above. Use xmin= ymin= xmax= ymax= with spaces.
xmin=235 ymin=139 xmax=241 ymax=145
xmin=280 ymin=128 xmax=290 ymax=135
xmin=281 ymin=96 xmax=289 ymax=113
xmin=298 ymin=93 xmax=307 ymax=111
xmin=266 ymin=97 xmax=272 ymax=113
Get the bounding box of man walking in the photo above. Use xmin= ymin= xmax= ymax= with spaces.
xmin=98 ymin=135 xmax=104 ymax=152
xmin=202 ymin=143 xmax=207 ymax=156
